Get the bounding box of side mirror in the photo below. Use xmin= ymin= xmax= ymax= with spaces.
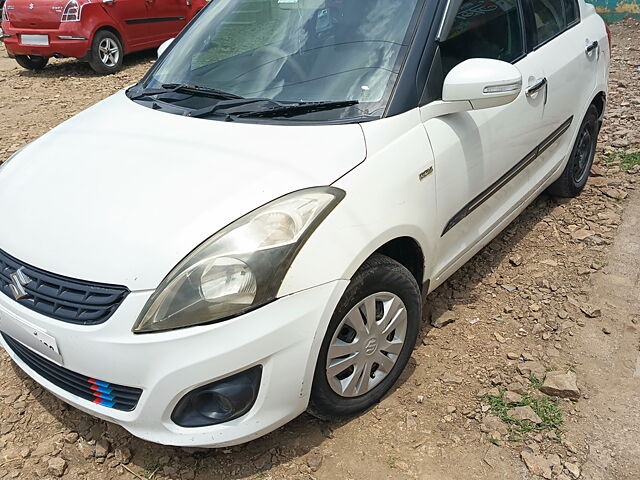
xmin=443 ymin=58 xmax=522 ymax=110
xmin=157 ymin=38 xmax=175 ymax=58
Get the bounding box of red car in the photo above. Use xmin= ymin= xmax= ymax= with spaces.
xmin=1 ymin=0 xmax=207 ymax=74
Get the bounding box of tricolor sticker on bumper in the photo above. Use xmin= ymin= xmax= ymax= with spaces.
xmin=89 ymin=378 xmax=116 ymax=408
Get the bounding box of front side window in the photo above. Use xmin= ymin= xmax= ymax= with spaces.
xmin=440 ymin=0 xmax=525 ymax=78
xmin=140 ymin=0 xmax=424 ymax=122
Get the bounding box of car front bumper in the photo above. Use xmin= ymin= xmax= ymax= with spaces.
xmin=0 ymin=279 xmax=348 ymax=447
xmin=1 ymin=22 xmax=90 ymax=59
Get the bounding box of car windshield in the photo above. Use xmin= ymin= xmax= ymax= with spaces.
xmin=140 ymin=0 xmax=424 ymax=122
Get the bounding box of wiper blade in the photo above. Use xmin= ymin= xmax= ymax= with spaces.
xmin=127 ymin=83 xmax=242 ymax=101
xmin=235 ymin=100 xmax=359 ymax=119
xmin=186 ymin=97 xmax=285 ymax=119
xmin=168 ymin=83 xmax=244 ymax=100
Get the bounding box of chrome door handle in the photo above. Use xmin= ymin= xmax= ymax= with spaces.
xmin=586 ymin=40 xmax=598 ymax=54
xmin=526 ymin=77 xmax=547 ymax=97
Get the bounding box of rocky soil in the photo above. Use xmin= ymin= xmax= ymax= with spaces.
xmin=1 ymin=19 xmax=640 ymax=480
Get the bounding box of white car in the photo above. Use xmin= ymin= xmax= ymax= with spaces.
xmin=0 ymin=0 xmax=609 ymax=447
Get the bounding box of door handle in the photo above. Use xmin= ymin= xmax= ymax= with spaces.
xmin=586 ymin=40 xmax=598 ymax=54
xmin=526 ymin=77 xmax=547 ymax=97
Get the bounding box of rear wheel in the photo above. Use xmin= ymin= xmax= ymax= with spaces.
xmin=88 ymin=30 xmax=123 ymax=74
xmin=547 ymin=105 xmax=600 ymax=198
xmin=308 ymin=254 xmax=421 ymax=420
xmin=15 ymin=55 xmax=48 ymax=71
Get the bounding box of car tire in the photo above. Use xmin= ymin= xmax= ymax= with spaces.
xmin=88 ymin=30 xmax=124 ymax=75
xmin=15 ymin=55 xmax=49 ymax=71
xmin=308 ymin=254 xmax=421 ymax=421
xmin=547 ymin=105 xmax=600 ymax=198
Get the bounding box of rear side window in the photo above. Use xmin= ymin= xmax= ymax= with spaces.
xmin=440 ymin=0 xmax=525 ymax=78
xmin=532 ymin=0 xmax=580 ymax=46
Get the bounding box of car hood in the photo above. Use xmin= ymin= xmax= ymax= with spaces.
xmin=0 ymin=91 xmax=366 ymax=291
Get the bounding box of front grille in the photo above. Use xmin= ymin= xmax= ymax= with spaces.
xmin=2 ymin=333 xmax=142 ymax=411
xmin=0 ymin=247 xmax=129 ymax=325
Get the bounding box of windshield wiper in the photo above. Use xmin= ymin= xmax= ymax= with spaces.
xmin=127 ymin=83 xmax=242 ymax=101
xmin=186 ymin=97 xmax=285 ymax=119
xmin=234 ymin=100 xmax=359 ymax=119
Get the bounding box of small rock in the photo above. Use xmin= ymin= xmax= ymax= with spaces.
xmin=416 ymin=395 xmax=424 ymax=404
xmin=114 ymin=447 xmax=132 ymax=465
xmin=506 ymin=382 xmax=528 ymax=395
xmin=431 ymin=311 xmax=456 ymax=329
xmin=508 ymin=406 xmax=542 ymax=424
xmin=580 ymin=304 xmax=602 ymax=318
xmin=487 ymin=387 xmax=501 ymax=397
xmin=47 ymin=458 xmax=67 ymax=477
xmin=506 ymin=352 xmax=519 ymax=360
xmin=94 ymin=439 xmax=110 ymax=458
xmin=494 ymin=332 xmax=507 ymax=343
xmin=504 ymin=391 xmax=523 ymax=404
xmin=602 ymin=327 xmax=612 ymax=335
xmin=540 ymin=371 xmax=580 ymax=400
xmin=521 ymin=448 xmax=552 ymax=479
xmin=441 ymin=375 xmax=463 ymax=384
xmin=446 ymin=406 xmax=457 ymax=414
xmin=481 ymin=415 xmax=508 ymax=435
xmin=306 ymin=452 xmax=323 ymax=472
xmin=564 ymin=461 xmax=581 ymax=478
xmin=509 ymin=254 xmax=523 ymax=266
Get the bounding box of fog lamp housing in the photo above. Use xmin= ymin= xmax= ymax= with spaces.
xmin=171 ymin=366 xmax=262 ymax=427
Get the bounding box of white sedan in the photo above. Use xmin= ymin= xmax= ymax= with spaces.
xmin=0 ymin=0 xmax=609 ymax=447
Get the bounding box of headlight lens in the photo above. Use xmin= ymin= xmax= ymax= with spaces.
xmin=133 ymin=187 xmax=345 ymax=333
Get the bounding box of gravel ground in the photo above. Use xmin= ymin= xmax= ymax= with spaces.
xmin=1 ymin=18 xmax=639 ymax=480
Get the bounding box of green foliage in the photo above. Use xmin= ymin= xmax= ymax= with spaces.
xmin=483 ymin=391 xmax=564 ymax=440
xmin=605 ymin=151 xmax=640 ymax=170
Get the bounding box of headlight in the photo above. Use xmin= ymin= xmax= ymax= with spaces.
xmin=133 ymin=187 xmax=345 ymax=333
xmin=61 ymin=0 xmax=81 ymax=22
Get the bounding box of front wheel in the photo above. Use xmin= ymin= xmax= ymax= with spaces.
xmin=308 ymin=254 xmax=421 ymax=420
xmin=547 ymin=105 xmax=600 ymax=198
xmin=88 ymin=30 xmax=123 ymax=74
xmin=15 ymin=55 xmax=49 ymax=71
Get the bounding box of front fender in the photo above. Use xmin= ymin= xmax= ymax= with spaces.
xmin=279 ymin=109 xmax=439 ymax=297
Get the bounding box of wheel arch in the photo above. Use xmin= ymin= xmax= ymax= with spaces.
xmin=591 ymin=91 xmax=607 ymax=123
xmin=373 ymin=236 xmax=425 ymax=289
xmin=91 ymin=24 xmax=125 ymax=52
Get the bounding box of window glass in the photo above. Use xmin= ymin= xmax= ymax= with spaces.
xmin=440 ymin=0 xmax=525 ymax=78
xmin=564 ymin=0 xmax=579 ymax=25
xmin=532 ymin=0 xmax=578 ymax=46
xmin=145 ymin=0 xmax=423 ymax=120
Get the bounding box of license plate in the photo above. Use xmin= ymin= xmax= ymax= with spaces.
xmin=0 ymin=308 xmax=62 ymax=365
xmin=20 ymin=34 xmax=49 ymax=46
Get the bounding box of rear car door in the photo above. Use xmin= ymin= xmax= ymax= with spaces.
xmin=141 ymin=0 xmax=190 ymax=45
xmin=525 ymin=0 xmax=604 ymax=187
xmin=421 ymin=0 xmax=547 ymax=282
xmin=102 ymin=0 xmax=152 ymax=48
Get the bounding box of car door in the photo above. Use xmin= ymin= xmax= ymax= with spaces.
xmin=101 ymin=0 xmax=152 ymax=48
xmin=142 ymin=0 xmax=190 ymax=45
xmin=525 ymin=0 xmax=603 ymax=188
xmin=420 ymin=0 xmax=547 ymax=283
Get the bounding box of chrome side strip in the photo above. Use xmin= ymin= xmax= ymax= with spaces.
xmin=441 ymin=116 xmax=573 ymax=236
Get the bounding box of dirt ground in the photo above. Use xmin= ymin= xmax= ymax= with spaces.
xmin=1 ymin=19 xmax=640 ymax=480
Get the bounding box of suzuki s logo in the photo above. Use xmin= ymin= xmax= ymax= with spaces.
xmin=28 ymin=3 xmax=34 ymax=9
xmin=8 ymin=268 xmax=31 ymax=300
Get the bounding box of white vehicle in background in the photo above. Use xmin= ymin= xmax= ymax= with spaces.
xmin=0 ymin=0 xmax=609 ymax=447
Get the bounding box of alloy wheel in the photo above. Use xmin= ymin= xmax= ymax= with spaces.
xmin=326 ymin=292 xmax=407 ymax=398
xmin=99 ymin=38 xmax=120 ymax=67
